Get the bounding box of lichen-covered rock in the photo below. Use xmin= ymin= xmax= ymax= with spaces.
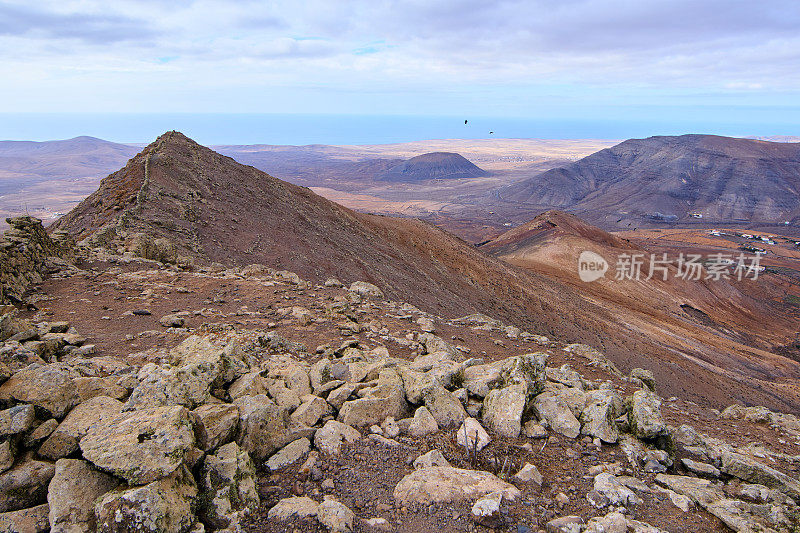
xmin=124 ymin=362 xmax=216 ymax=410
xmin=581 ymin=390 xmax=620 ymax=444
xmin=0 ymin=504 xmax=50 ymax=533
xmin=0 ymin=404 xmax=36 ymax=437
xmin=421 ymin=381 xmax=467 ymax=428
xmin=47 ymin=458 xmax=119 ymax=533
xmin=314 ymin=420 xmax=360 ymax=456
xmin=94 ymin=465 xmax=198 ymax=533
xmin=533 ymin=392 xmax=580 ymax=439
xmin=627 ymin=390 xmax=666 ymax=439
xmin=393 ymin=466 xmax=521 ymax=505
xmin=0 ymin=459 xmax=55 ymax=513
xmin=483 ymin=383 xmax=527 ymax=438
xmin=79 ymin=405 xmax=195 ymax=485
xmin=317 ymin=498 xmax=355 ymax=533
xmin=192 ymin=403 xmax=239 ymax=452
xmin=170 ymin=335 xmax=246 ymax=387
xmin=0 ymin=363 xmax=80 ymax=419
xmin=337 ymin=372 xmax=407 ymax=427
xmin=39 ymin=396 xmax=124 ymax=460
xmin=198 ymin=442 xmax=259 ymax=530
xmin=721 ymin=451 xmax=800 ymax=500
xmin=233 ymin=394 xmax=301 ymax=462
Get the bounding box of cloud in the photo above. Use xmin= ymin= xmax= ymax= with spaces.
xmin=0 ymin=2 xmax=157 ymax=43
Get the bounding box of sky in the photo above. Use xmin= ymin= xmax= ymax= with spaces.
xmin=1 ymin=0 xmax=799 ymax=142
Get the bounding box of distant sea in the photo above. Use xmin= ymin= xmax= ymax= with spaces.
xmin=0 ymin=113 xmax=796 ymax=145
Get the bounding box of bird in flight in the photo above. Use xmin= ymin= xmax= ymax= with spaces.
xmin=464 ymin=119 xmax=468 ymax=125
xmin=489 ymin=131 xmax=494 ymax=134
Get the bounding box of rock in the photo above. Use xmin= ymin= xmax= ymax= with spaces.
xmin=0 ymin=405 xmax=36 ymax=436
xmin=0 ymin=459 xmax=55 ymax=512
xmin=267 ymin=438 xmax=311 ymax=471
xmin=160 ymin=314 xmax=185 ymax=328
xmin=363 ymin=517 xmax=391 ymax=531
xmin=407 ymin=406 xmax=439 ymax=437
xmin=462 ymin=364 xmax=502 ymax=398
xmin=234 ymin=394 xmax=301 ymax=462
xmin=24 ymin=419 xmax=58 ymax=447
xmin=0 ymin=363 xmax=79 ymax=418
xmin=267 ymin=496 xmax=319 ymax=521
xmin=349 ymin=281 xmax=383 ymax=298
xmin=337 ymin=372 xmax=407 ymax=427
xmin=658 ymin=487 xmax=693 ymax=512
xmin=630 ymin=368 xmax=656 ymax=391
xmin=673 ymin=424 xmax=703 ymax=447
xmin=0 ymin=440 xmax=12 ymax=473
xmin=198 ymin=442 xmax=259 ymax=530
xmin=317 ymin=498 xmax=355 ymax=533
xmin=456 ymin=418 xmax=491 ymax=452
xmin=681 ymin=458 xmax=720 ymax=478
xmin=228 ymin=371 xmax=269 ymax=400
xmin=544 ymin=515 xmax=584 ymax=533
xmin=533 ymin=393 xmax=580 ymax=439
xmin=0 ymin=504 xmax=50 ymax=533
xmin=514 ymin=463 xmax=543 ymax=486
xmin=192 ymin=403 xmax=239 ymax=452
xmin=523 ymin=420 xmax=548 ymax=438
xmin=587 ymin=473 xmax=642 ymax=509
xmin=721 ymin=451 xmax=800 ymax=499
xmin=47 ymin=458 xmax=119 ymax=533
xmin=324 ymin=278 xmax=343 ymax=287
xmin=291 ymin=395 xmax=330 ymax=427
xmin=39 ymin=396 xmax=124 ymax=460
xmin=413 ymin=449 xmax=450 ymax=470
xmin=654 ymin=474 xmax=724 ymax=506
xmin=95 ymin=465 xmax=198 ymax=533
xmin=326 ymin=383 xmax=357 ymax=410
xmin=124 ymin=361 xmax=216 ymax=410
xmin=422 ymin=382 xmax=466 ymax=428
xmin=580 ymin=390 xmax=619 ymax=443
xmin=315 ymin=421 xmax=360 ymax=456
xmin=79 ymin=405 xmax=195 ymax=485
xmin=393 ymin=466 xmax=521 ymax=505
xmin=483 ymin=383 xmax=526 ymax=438
xmin=471 ymin=491 xmax=504 ymax=528
xmin=627 ymin=390 xmax=666 ymax=439
xmin=73 ymin=377 xmax=128 ymax=402
xmin=380 ymin=417 xmax=400 ymax=438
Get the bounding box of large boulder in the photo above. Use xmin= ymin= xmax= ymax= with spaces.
xmin=0 ymin=404 xmax=36 ymax=437
xmin=457 ymin=418 xmax=491 ymax=452
xmin=580 ymin=390 xmax=620 ymax=444
xmin=627 ymin=390 xmax=666 ymax=439
xmin=47 ymin=458 xmax=119 ymax=533
xmin=79 ymin=406 xmax=195 ymax=485
xmin=0 ymin=459 xmax=55 ymax=512
xmin=393 ymin=466 xmax=521 ymax=505
xmin=533 ymin=392 xmax=580 ymax=439
xmin=317 ymin=498 xmax=355 ymax=533
xmin=0 ymin=363 xmax=80 ymax=418
xmin=192 ymin=403 xmax=239 ymax=452
xmin=169 ymin=335 xmax=247 ymax=387
xmin=338 ymin=370 xmax=408 ymax=427
xmin=94 ymin=465 xmax=198 ymax=533
xmin=39 ymin=396 xmax=124 ymax=460
xmin=421 ymin=382 xmax=467 ymax=428
xmin=198 ymin=442 xmax=259 ymax=530
xmin=349 ymin=281 xmax=384 ymax=298
xmin=124 ymin=362 xmax=216 ymax=410
xmin=233 ymin=394 xmax=305 ymax=462
xmin=721 ymin=451 xmax=800 ymax=500
xmin=482 ymin=384 xmax=527 ymax=438
xmin=0 ymin=504 xmax=50 ymax=533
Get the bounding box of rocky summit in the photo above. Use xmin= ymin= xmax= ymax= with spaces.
xmin=0 ymin=133 xmax=799 ymax=532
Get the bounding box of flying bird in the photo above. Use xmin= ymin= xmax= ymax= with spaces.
xmin=464 ymin=119 xmax=468 ymax=125
xmin=489 ymin=131 xmax=494 ymax=134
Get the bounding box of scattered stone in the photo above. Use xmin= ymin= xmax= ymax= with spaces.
xmin=0 ymin=363 xmax=79 ymax=418
xmin=523 ymin=420 xmax=548 ymax=439
xmin=267 ymin=496 xmax=319 ymax=521
xmin=483 ymin=383 xmax=527 ymax=437
xmin=317 ymin=497 xmax=355 ymax=533
xmin=315 ymin=420 xmax=361 ymax=455
xmin=0 ymin=459 xmax=55 ymax=512
xmin=160 ymin=314 xmax=185 ymax=328
xmin=198 ymin=442 xmax=260 ymax=530
xmin=267 ymin=437 xmax=311 ymax=471
xmin=627 ymin=390 xmax=666 ymax=439
xmin=456 ymin=417 xmax=491 ymax=452
xmin=514 ymin=463 xmax=543 ymax=486
xmin=545 ymin=515 xmax=583 ymax=533
xmin=534 ymin=393 xmax=580 ymax=439
xmin=393 ymin=466 xmax=521 ymax=505
xmin=408 ymin=406 xmax=439 ymax=437
xmin=682 ymin=458 xmax=720 ymax=478
xmin=192 ymin=403 xmax=239 ymax=452
xmin=471 ymin=491 xmax=504 ymax=528
xmin=0 ymin=504 xmax=50 ymax=533
xmin=413 ymin=449 xmax=450 ymax=470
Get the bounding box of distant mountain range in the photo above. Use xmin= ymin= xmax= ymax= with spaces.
xmin=499 ymin=134 xmax=800 ymax=228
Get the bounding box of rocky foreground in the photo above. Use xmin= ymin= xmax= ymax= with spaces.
xmin=1 ymin=218 xmax=800 ymax=532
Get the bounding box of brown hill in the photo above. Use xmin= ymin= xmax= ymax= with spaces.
xmin=377 ymin=152 xmax=487 ymax=182
xmin=499 ymin=134 xmax=800 ymax=228
xmin=51 ymin=132 xmax=800 ymax=411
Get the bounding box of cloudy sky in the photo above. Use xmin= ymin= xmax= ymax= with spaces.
xmin=1 ymin=0 xmax=799 ymax=140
